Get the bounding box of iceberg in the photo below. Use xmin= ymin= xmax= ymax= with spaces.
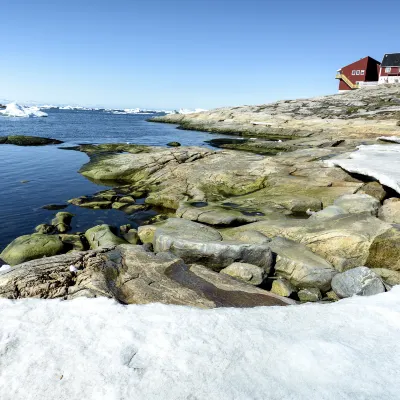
xmin=0 ymin=103 xmax=48 ymax=118
xmin=326 ymin=143 xmax=400 ymax=194
xmin=0 ymin=287 xmax=399 ymax=398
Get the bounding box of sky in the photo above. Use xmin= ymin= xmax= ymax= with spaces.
xmin=1 ymin=0 xmax=399 ymax=110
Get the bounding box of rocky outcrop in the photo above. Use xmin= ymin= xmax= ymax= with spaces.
xmin=0 ymin=135 xmax=63 ymax=146
xmin=0 ymin=245 xmax=295 ymax=307
xmin=85 ymin=225 xmax=128 ymax=249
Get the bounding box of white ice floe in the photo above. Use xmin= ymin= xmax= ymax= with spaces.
xmin=0 ymin=287 xmax=400 ymax=399
xmin=0 ymin=103 xmax=48 ymax=118
xmin=0 ymin=265 xmax=11 ymax=272
xmin=178 ymin=108 xmax=207 ymax=114
xmin=326 ymin=144 xmax=400 ymax=194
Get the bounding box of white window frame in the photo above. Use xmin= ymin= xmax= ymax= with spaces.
xmin=360 ymin=70 xmax=365 ymax=75
xmin=351 ymin=70 xmax=356 ymax=75
xmin=385 ymin=67 xmax=392 ymax=73
xmin=356 ymin=70 xmax=360 ymax=75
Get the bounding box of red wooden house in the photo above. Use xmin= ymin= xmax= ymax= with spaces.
xmin=336 ymin=56 xmax=381 ymax=91
xmin=379 ymin=53 xmax=400 ymax=84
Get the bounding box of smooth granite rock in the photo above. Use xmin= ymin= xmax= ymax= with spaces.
xmin=331 ymin=267 xmax=385 ymax=298
xmin=85 ymin=225 xmax=127 ymax=249
xmin=220 ymin=262 xmax=266 ymax=286
xmin=333 ymin=194 xmax=380 ymax=216
xmin=378 ymin=198 xmax=400 ymax=223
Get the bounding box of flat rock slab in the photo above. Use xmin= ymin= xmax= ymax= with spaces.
xmin=0 ymin=135 xmax=63 ymax=146
xmin=0 ymin=245 xmax=294 ymax=308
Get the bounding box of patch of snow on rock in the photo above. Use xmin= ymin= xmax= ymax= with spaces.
xmin=0 ymin=288 xmax=400 ymax=399
xmin=326 ymin=144 xmax=400 ymax=194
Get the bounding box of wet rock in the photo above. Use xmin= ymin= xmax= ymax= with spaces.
xmin=123 ymin=229 xmax=140 ymax=245
xmin=270 ymin=237 xmax=337 ymax=291
xmin=119 ymin=224 xmax=132 ymax=235
xmin=59 ymin=234 xmax=87 ymax=251
xmin=0 ymin=245 xmax=295 ymax=307
xmin=270 ymin=278 xmax=296 ymax=297
xmin=331 ymin=266 xmax=385 ymax=298
xmin=378 ymin=198 xmax=400 ymax=223
xmin=0 ymin=234 xmax=66 ymax=266
xmin=68 ymin=196 xmax=113 ymax=209
xmin=85 ymin=225 xmax=127 ymax=249
xmin=0 ymin=135 xmax=63 ymax=146
xmin=167 ymin=141 xmax=181 ymax=147
xmin=35 ymin=224 xmax=56 ymax=234
xmin=333 ymin=194 xmax=380 ymax=216
xmin=356 ymin=181 xmax=387 ymax=202
xmin=51 ymin=212 xmax=74 ymax=233
xmin=138 ymin=225 xmax=157 ymax=244
xmin=41 ymin=204 xmax=68 ymax=211
xmin=298 ymin=287 xmax=322 ymax=302
xmin=220 ymin=262 xmax=266 ymax=286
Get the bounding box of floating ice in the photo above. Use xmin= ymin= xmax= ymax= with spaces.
xmin=0 ymin=287 xmax=399 ymax=398
xmin=326 ymin=144 xmax=400 ymax=194
xmin=0 ymin=103 xmax=48 ymax=118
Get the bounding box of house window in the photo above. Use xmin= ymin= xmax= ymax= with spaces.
xmin=361 ymin=70 xmax=365 ymax=75
xmin=356 ymin=70 xmax=360 ymax=75
xmin=385 ymin=67 xmax=392 ymax=73
xmin=351 ymin=70 xmax=356 ymax=75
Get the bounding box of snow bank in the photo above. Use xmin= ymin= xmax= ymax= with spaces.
xmin=326 ymin=144 xmax=400 ymax=193
xmin=0 ymin=288 xmax=399 ymax=399
xmin=0 ymin=103 xmax=48 ymax=118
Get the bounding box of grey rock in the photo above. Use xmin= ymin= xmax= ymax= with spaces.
xmin=270 ymin=237 xmax=337 ymax=291
xmin=123 ymin=229 xmax=140 ymax=245
xmin=334 ymin=194 xmax=380 ymax=216
xmin=230 ymin=230 xmax=271 ymax=245
xmin=220 ymin=262 xmax=266 ymax=286
xmin=270 ymin=278 xmax=296 ymax=297
xmin=370 ymin=268 xmax=400 ymax=287
xmin=356 ymin=181 xmax=387 ymax=202
xmin=308 ymin=205 xmax=347 ymax=221
xmin=331 ymin=266 xmax=385 ymax=298
xmin=378 ymin=198 xmax=400 ymax=223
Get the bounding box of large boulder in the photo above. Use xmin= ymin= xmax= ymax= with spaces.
xmin=378 ymin=198 xmax=400 ymax=223
xmin=269 ymin=237 xmax=337 ymax=291
xmin=1 ymin=135 xmax=63 ymax=146
xmin=0 ymin=245 xmax=295 ymax=307
xmin=333 ymin=194 xmax=380 ymax=216
xmin=51 ymin=212 xmax=74 ymax=233
xmin=220 ymin=262 xmax=266 ymax=286
xmin=0 ymin=234 xmax=66 ymax=266
xmin=153 ymin=219 xmax=272 ymax=272
xmin=331 ymin=267 xmax=385 ymax=298
xmin=85 ymin=225 xmax=127 ymax=249
xmin=356 ymin=181 xmax=387 ymax=202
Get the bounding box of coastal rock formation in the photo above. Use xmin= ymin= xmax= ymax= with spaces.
xmin=0 ymin=135 xmax=63 ymax=146
xmin=85 ymin=225 xmax=128 ymax=249
xmin=220 ymin=262 xmax=266 ymax=286
xmin=0 ymin=245 xmax=294 ymax=307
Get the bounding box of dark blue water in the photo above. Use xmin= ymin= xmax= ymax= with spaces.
xmin=0 ymin=109 xmax=234 ymax=251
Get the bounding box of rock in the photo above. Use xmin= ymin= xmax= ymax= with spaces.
xmin=35 ymin=224 xmax=56 ymax=234
xmin=378 ymin=198 xmax=400 ymax=223
xmin=220 ymin=262 xmax=266 ymax=286
xmin=356 ymin=181 xmax=387 ymax=202
xmin=138 ymin=225 xmax=157 ymax=244
xmin=119 ymin=204 xmax=148 ymax=214
xmin=270 ymin=278 xmax=296 ymax=297
xmin=230 ymin=230 xmax=271 ymax=245
xmin=51 ymin=212 xmax=74 ymax=233
xmin=68 ymin=196 xmax=112 ymax=209
xmin=0 ymin=234 xmax=66 ymax=266
xmin=308 ymin=205 xmax=347 ymax=220
xmin=119 ymin=224 xmax=132 ymax=235
xmin=118 ymin=196 xmax=135 ymax=204
xmin=269 ymin=237 xmax=337 ymax=291
xmin=0 ymin=245 xmax=295 ymax=307
xmin=41 ymin=204 xmax=68 ymax=211
xmin=371 ymin=268 xmax=400 ymax=286
xmin=123 ymin=229 xmax=140 ymax=245
xmin=84 ymin=225 xmax=127 ymax=249
xmin=112 ymin=202 xmax=127 ymax=210
xmin=0 ymin=135 xmax=63 ymax=146
xmin=333 ymin=194 xmax=380 ymax=216
xmin=153 ymin=219 xmax=272 ymax=272
xmin=331 ymin=266 xmax=385 ymax=298
xmin=298 ymin=288 xmax=322 ymax=302
xmin=167 ymin=141 xmax=181 ymax=147
xmin=326 ymin=291 xmax=339 ymax=301
xmin=59 ymin=234 xmax=87 ymax=252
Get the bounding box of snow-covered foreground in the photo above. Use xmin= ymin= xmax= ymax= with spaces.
xmin=0 ymin=289 xmax=399 ymax=400
xmin=327 ymin=143 xmax=400 ymax=194
xmin=0 ymin=103 xmax=48 ymax=118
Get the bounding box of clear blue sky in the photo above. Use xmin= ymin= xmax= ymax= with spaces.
xmin=1 ymin=0 xmax=398 ymax=109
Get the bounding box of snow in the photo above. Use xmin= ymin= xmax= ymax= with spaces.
xmin=377 ymin=136 xmax=400 ymax=144
xmin=326 ymin=144 xmax=400 ymax=194
xmin=0 ymin=288 xmax=399 ymax=399
xmin=0 ymin=103 xmax=48 ymax=118
xmin=178 ymin=108 xmax=207 ymax=114
xmin=0 ymin=265 xmax=11 ymax=272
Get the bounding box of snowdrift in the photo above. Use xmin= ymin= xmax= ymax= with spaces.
xmin=0 ymin=287 xmax=399 ymax=399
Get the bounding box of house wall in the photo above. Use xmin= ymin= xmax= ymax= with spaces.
xmin=338 ymin=58 xmax=369 ymax=90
